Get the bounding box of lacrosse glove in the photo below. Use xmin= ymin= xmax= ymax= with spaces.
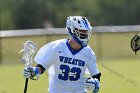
xmin=85 ymin=77 xmax=100 ymax=93
xmin=23 ymin=67 xmax=40 ymax=80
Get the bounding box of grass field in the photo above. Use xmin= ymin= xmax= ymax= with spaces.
xmin=0 ymin=59 xmax=140 ymax=93
xmin=0 ymin=33 xmax=140 ymax=93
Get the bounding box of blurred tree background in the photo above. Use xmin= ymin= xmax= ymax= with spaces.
xmin=0 ymin=0 xmax=140 ymax=30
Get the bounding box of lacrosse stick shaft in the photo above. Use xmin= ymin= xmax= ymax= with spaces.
xmin=24 ymin=78 xmax=28 ymax=93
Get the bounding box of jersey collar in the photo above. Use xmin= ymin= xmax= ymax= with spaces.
xmin=66 ymin=39 xmax=84 ymax=55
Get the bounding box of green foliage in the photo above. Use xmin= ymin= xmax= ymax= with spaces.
xmin=0 ymin=0 xmax=16 ymax=30
xmin=1 ymin=0 xmax=140 ymax=30
xmin=96 ymin=0 xmax=140 ymax=25
xmin=0 ymin=10 xmax=15 ymax=30
xmin=13 ymin=0 xmax=47 ymax=29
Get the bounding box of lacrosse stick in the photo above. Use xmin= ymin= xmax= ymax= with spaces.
xmin=19 ymin=40 xmax=37 ymax=93
xmin=131 ymin=34 xmax=140 ymax=54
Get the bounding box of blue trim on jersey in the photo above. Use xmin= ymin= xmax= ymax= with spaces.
xmin=66 ymin=39 xmax=84 ymax=55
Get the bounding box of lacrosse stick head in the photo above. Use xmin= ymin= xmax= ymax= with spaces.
xmin=131 ymin=34 xmax=140 ymax=54
xmin=19 ymin=40 xmax=37 ymax=67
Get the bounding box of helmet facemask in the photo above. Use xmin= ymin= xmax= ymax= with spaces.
xmin=73 ymin=27 xmax=92 ymax=47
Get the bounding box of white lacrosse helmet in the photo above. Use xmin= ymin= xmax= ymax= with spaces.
xmin=66 ymin=16 xmax=92 ymax=47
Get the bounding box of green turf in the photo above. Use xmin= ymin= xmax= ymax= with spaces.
xmin=0 ymin=59 xmax=140 ymax=93
xmin=0 ymin=64 xmax=49 ymax=93
xmin=0 ymin=33 xmax=140 ymax=93
xmin=98 ymin=59 xmax=140 ymax=93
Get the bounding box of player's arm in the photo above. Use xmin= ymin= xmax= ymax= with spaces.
xmin=23 ymin=42 xmax=57 ymax=80
xmin=23 ymin=64 xmax=46 ymax=80
xmin=85 ymin=53 xmax=101 ymax=93
xmin=36 ymin=64 xmax=46 ymax=74
xmin=92 ymin=73 xmax=101 ymax=81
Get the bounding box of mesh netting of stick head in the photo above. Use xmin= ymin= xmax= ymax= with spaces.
xmin=131 ymin=35 xmax=140 ymax=54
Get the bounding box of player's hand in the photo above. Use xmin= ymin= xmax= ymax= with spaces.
xmin=23 ymin=67 xmax=40 ymax=80
xmin=85 ymin=77 xmax=100 ymax=93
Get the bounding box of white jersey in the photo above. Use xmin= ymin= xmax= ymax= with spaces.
xmin=34 ymin=39 xmax=99 ymax=93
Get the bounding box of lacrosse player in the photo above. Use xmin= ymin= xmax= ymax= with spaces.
xmin=23 ymin=16 xmax=101 ymax=93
